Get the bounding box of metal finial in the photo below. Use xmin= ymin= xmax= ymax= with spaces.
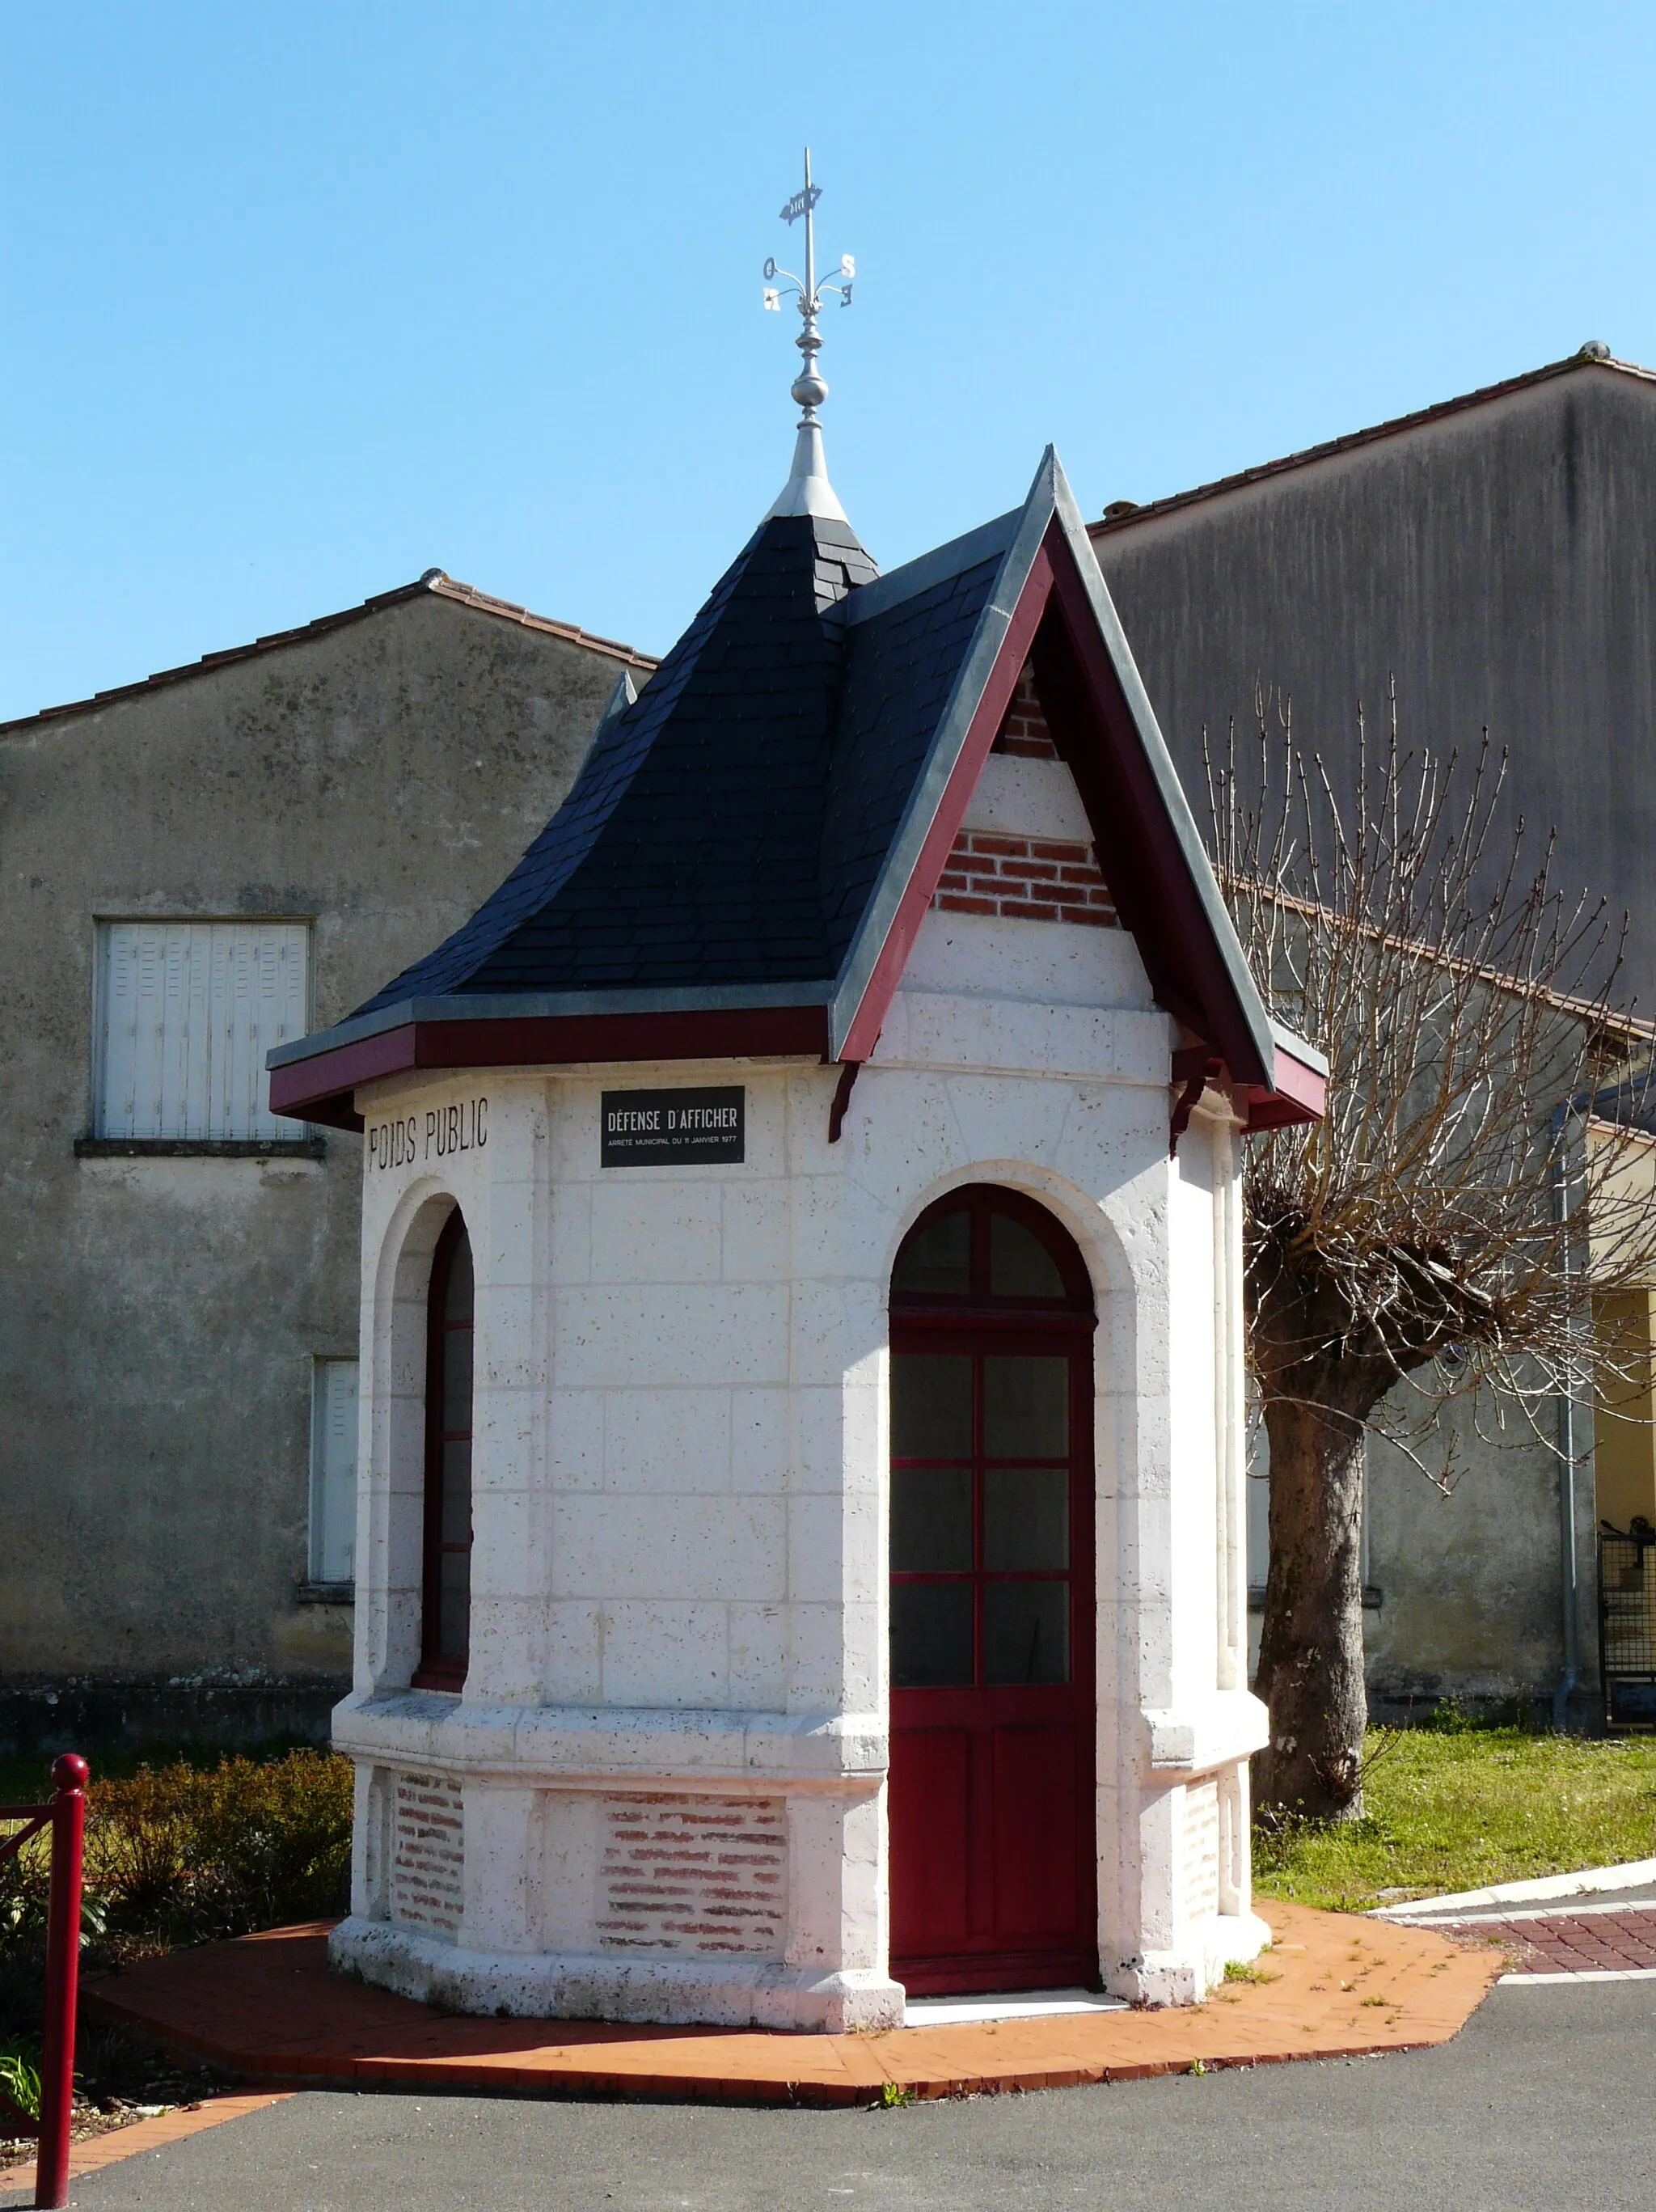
xmin=761 ymin=149 xmax=855 ymax=522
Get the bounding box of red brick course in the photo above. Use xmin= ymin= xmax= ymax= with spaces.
xmin=598 ymin=1795 xmax=787 ymax=1959
xmin=391 ymin=1773 xmax=463 ymax=1939
xmin=991 ymin=666 xmax=1058 ymax=759
xmin=935 ymin=831 xmax=1117 ymax=928
xmin=940 ymin=664 xmax=1117 ymax=926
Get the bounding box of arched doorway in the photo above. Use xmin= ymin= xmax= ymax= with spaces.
xmin=413 ymin=1210 xmax=473 ymax=1691
xmin=887 ymin=1186 xmax=1097 ymax=1994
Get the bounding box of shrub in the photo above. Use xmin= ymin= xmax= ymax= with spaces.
xmin=85 ymin=1751 xmax=353 ymax=1956
xmin=1 ymin=1748 xmax=353 ymax=2032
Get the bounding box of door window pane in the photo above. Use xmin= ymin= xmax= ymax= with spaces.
xmin=891 ymin=1354 xmax=973 ymax=1460
xmin=892 ymin=1467 xmax=974 ymax=1571
xmin=989 ymin=1212 xmax=1067 ymax=1300
xmin=440 ymin=1441 xmax=472 ymax=1544
xmin=984 ymin=1466 xmax=1069 ymax=1570
xmin=437 ymin=1549 xmax=471 ymax=1657
xmin=892 ymin=1208 xmax=971 ymax=1296
xmin=983 ymin=1356 xmax=1069 ymax=1458
xmin=423 ymin=1216 xmax=474 ymax=1681
xmin=444 ymin=1237 xmax=474 ymax=1322
xmin=442 ymin=1326 xmax=473 ymax=1427
xmin=984 ymin=1582 xmax=1069 ymax=1685
xmin=892 ymin=1583 xmax=974 ymax=1687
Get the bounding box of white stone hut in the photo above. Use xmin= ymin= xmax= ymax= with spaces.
xmin=271 ymin=440 xmax=1324 ymax=2029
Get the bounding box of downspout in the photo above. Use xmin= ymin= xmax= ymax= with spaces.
xmin=1552 ymin=1102 xmax=1581 ymax=1731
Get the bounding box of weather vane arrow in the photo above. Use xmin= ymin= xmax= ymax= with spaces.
xmin=762 ymin=147 xmax=855 ymax=429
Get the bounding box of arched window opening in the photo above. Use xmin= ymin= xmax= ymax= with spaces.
xmin=415 ymin=1211 xmax=472 ymax=1690
xmin=887 ymin=1185 xmax=1097 ymax=1994
xmin=889 ymin=1187 xmax=1093 ymax=1693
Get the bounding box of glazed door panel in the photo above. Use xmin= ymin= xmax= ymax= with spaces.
xmin=889 ymin=1330 xmax=1096 ymax=1994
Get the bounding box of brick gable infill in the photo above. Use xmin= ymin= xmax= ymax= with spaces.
xmin=934 ymin=831 xmax=1118 ymax=928
xmin=934 ymin=666 xmax=1119 ymax=928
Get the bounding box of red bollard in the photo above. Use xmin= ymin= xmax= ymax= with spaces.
xmin=35 ymin=1754 xmax=87 ymax=2212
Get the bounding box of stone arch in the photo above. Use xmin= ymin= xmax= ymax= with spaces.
xmin=363 ymin=1182 xmax=461 ymax=1693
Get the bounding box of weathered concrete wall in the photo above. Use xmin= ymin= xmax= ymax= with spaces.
xmin=1093 ymin=361 xmax=1656 ymax=1003
xmin=0 ymin=589 xmax=639 ymax=1740
xmin=1362 ymin=1381 xmax=1591 ymax=1715
xmin=1092 ymin=362 xmax=1650 ymax=1708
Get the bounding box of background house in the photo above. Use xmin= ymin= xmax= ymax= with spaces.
xmin=0 ymin=574 xmax=651 ymax=1754
xmin=1090 ymin=345 xmax=1656 ymax=1719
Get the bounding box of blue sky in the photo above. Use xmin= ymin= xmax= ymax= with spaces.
xmin=4 ymin=3 xmax=1654 ymax=720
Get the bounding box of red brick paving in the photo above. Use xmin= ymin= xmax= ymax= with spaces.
xmin=1485 ymin=1906 xmax=1656 ymax=1974
xmin=80 ymin=1905 xmax=1502 ymax=2108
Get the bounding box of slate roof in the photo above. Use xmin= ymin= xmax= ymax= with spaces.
xmin=356 ymin=516 xmax=881 ymax=1009
xmin=271 ymin=450 xmax=1323 ymax=1131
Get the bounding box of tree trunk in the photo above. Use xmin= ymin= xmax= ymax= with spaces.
xmin=1254 ymin=1395 xmax=1368 ymax=1821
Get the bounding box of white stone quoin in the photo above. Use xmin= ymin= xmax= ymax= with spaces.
xmin=329 ymin=835 xmax=1271 ymax=2024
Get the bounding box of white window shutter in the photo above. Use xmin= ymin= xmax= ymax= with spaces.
xmin=98 ymin=921 xmax=309 ymax=1140
xmin=310 ymin=1359 xmax=359 ymax=1586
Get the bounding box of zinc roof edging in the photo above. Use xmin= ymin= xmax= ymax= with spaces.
xmin=1269 ymin=1018 xmax=1329 ymax=1081
xmin=845 ymin=509 xmax=1022 ymax=628
xmin=826 ymin=455 xmax=1061 ymax=1063
xmin=1050 ymin=459 xmax=1279 ymax=1092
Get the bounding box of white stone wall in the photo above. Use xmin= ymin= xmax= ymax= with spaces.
xmin=330 ymin=812 xmax=1268 ymax=2022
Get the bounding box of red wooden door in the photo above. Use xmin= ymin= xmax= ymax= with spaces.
xmin=887 ymin=1190 xmax=1097 ymax=1995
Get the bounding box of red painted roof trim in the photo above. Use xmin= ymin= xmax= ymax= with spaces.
xmin=1243 ymin=1044 xmax=1327 ymax=1131
xmin=837 ymin=549 xmax=1054 ymax=1064
xmin=270 ymin=1003 xmax=830 ymax=1131
xmin=830 ymin=499 xmax=1319 ymax=1122
xmin=1038 ymin=527 xmax=1269 ymax=1082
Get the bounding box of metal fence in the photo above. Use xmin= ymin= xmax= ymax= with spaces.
xmin=1599 ymin=1533 xmax=1656 ymax=1729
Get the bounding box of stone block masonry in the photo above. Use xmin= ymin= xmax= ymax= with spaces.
xmin=598 ymin=1795 xmax=788 ymax=1958
xmin=391 ymin=1772 xmax=463 ymax=1939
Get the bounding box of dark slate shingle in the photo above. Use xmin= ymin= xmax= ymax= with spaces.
xmin=353 ymin=510 xmax=1005 ymax=1014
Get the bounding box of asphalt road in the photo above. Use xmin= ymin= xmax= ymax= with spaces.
xmin=21 ymin=1981 xmax=1656 ymax=2212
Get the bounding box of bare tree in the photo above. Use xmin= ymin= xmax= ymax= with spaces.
xmin=1210 ymin=700 xmax=1656 ymax=1821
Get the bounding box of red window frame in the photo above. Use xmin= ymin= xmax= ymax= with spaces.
xmin=413 ymin=1209 xmax=472 ymax=1692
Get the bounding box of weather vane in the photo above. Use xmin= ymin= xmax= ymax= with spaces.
xmin=763 ymin=148 xmax=855 ymax=429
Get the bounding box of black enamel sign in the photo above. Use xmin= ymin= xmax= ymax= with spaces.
xmin=601 ymin=1086 xmax=745 ymax=1166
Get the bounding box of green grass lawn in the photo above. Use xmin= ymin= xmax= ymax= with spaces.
xmin=1255 ymin=1723 xmax=1656 ymax=1911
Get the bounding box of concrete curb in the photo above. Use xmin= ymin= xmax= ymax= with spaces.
xmin=1367 ymin=1858 xmax=1656 ymax=1920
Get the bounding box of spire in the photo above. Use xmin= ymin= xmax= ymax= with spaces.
xmin=762 ymin=148 xmax=855 ymax=522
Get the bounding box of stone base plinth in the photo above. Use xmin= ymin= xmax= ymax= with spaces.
xmin=328 ymin=1915 xmax=906 ymax=2032
xmin=1127 ymin=1910 xmax=1274 ymax=2007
